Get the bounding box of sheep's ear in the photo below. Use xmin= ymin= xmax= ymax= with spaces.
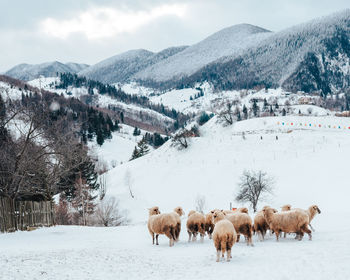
xmin=220 ymin=209 xmax=224 ymax=212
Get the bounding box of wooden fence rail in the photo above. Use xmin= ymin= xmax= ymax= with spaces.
xmin=0 ymin=197 xmax=54 ymax=233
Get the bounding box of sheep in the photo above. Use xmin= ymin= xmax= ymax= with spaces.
xmin=225 ymin=212 xmax=254 ymax=246
xmin=170 ymin=206 xmax=185 ymax=242
xmin=281 ymin=204 xmax=292 ymax=238
xmin=223 ymin=207 xmax=249 ymax=215
xmin=262 ymin=207 xmax=312 ymax=241
xmin=253 ymin=210 xmax=269 ymax=241
xmin=212 ymin=210 xmax=237 ymax=262
xmin=294 ymin=205 xmax=321 ymax=232
xmin=281 ymin=204 xmax=292 ymax=211
xmin=186 ymin=210 xmax=206 ymax=242
xmin=147 ymin=206 xmax=177 ymax=247
xmin=205 ymin=209 xmax=220 ymax=239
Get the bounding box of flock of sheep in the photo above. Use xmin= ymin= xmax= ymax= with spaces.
xmin=147 ymin=204 xmax=321 ymax=262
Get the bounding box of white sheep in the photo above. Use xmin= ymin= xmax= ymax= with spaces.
xmin=212 ymin=210 xmax=237 ymax=262
xmin=147 ymin=206 xmax=177 ymax=247
xmin=186 ymin=210 xmax=206 ymax=242
xmin=263 ymin=206 xmax=312 ymax=241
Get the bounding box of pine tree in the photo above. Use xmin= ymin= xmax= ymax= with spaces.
xmin=133 ymin=127 xmax=141 ymax=136
xmin=96 ymin=130 xmax=104 ymax=146
xmin=252 ymin=99 xmax=259 ymax=116
xmin=138 ymin=138 xmax=150 ymax=156
xmin=58 ymin=144 xmax=99 ymax=201
xmin=130 ymin=146 xmax=140 ymax=160
xmin=242 ymin=105 xmax=248 ymax=119
xmin=263 ymin=98 xmax=268 ymax=110
xmin=282 ymin=108 xmax=286 ymax=116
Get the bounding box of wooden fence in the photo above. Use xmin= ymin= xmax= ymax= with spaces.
xmin=0 ymin=197 xmax=54 ymax=233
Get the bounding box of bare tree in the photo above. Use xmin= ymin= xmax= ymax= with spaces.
xmin=218 ymin=102 xmax=235 ymax=125
xmin=124 ymin=169 xmax=134 ymax=198
xmin=95 ymin=197 xmax=126 ymax=226
xmin=99 ymin=174 xmax=107 ymax=200
xmin=71 ymin=175 xmax=96 ymax=226
xmin=195 ymin=195 xmax=206 ymax=214
xmin=172 ymin=126 xmax=199 ymax=149
xmin=235 ymin=170 xmax=274 ymax=212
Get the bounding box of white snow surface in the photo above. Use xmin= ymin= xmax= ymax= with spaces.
xmin=1 ymin=213 xmax=349 ymax=280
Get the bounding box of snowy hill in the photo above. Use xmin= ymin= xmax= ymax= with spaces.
xmin=184 ymin=9 xmax=350 ymax=94
xmin=134 ymin=24 xmax=272 ymax=82
xmin=78 ymin=46 xmax=188 ymax=84
xmin=5 ymin=61 xmax=89 ymax=81
xmin=105 ymin=115 xmax=350 ymax=223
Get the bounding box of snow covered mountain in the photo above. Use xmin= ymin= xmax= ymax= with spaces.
xmin=134 ymin=24 xmax=272 ymax=82
xmin=78 ymin=46 xmax=188 ymax=84
xmin=5 ymin=61 xmax=89 ymax=81
xmin=183 ymin=9 xmax=350 ymax=94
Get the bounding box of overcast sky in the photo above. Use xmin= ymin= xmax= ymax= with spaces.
xmin=1 ymin=0 xmax=349 ymax=72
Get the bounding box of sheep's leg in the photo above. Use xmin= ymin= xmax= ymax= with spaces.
xmin=297 ymin=232 xmax=304 ymax=241
xmin=302 ymin=224 xmax=312 ymax=241
xmin=283 ymin=232 xmax=287 ymax=238
xmin=200 ymin=233 xmax=204 ymax=243
xmin=216 ymin=250 xmax=221 ymax=262
xmin=188 ymin=231 xmax=192 ymax=242
xmin=152 ymin=233 xmax=155 ymax=245
xmin=236 ymin=234 xmax=240 ymax=242
xmin=192 ymin=232 xmax=197 ymax=242
xmin=258 ymin=231 xmax=263 ymax=241
xmin=309 ymin=223 xmax=315 ymax=232
xmin=156 ymin=234 xmax=159 ymax=245
xmin=227 ymin=249 xmax=231 ymax=262
xmin=275 ymin=230 xmax=280 ymax=241
xmin=169 ymin=238 xmax=174 ymax=247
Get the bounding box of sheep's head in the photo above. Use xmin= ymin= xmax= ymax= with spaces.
xmin=188 ymin=210 xmax=196 ymax=217
xmin=310 ymin=205 xmax=321 ymax=214
xmin=174 ymin=206 xmax=185 ymax=216
xmin=212 ymin=210 xmax=226 ymax=224
xmin=262 ymin=207 xmax=275 ymax=218
xmin=239 ymin=207 xmax=249 ymax=214
xmin=281 ymin=204 xmax=292 ymax=211
xmin=149 ymin=206 xmax=160 ymax=216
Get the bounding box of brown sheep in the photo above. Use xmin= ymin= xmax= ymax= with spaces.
xmin=212 ymin=211 xmax=237 ymax=262
xmin=205 ymin=209 xmax=220 ymax=239
xmin=186 ymin=210 xmax=206 ymax=242
xmin=294 ymin=205 xmax=321 ymax=232
xmin=147 ymin=206 xmax=177 ymax=247
xmin=253 ymin=211 xmax=269 ymax=241
xmin=223 ymin=207 xmax=249 ymax=215
xmin=262 ymin=207 xmax=312 ymax=241
xmin=170 ymin=206 xmax=185 ymax=242
xmin=281 ymin=204 xmax=292 ymax=238
xmin=226 ymin=212 xmax=253 ymax=246
xmin=281 ymin=204 xmax=292 ymax=211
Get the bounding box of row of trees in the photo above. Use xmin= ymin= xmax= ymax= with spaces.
xmin=56 ymin=73 xmax=190 ymax=130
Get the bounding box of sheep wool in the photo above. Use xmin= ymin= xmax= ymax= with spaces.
xmin=147 ymin=206 xmax=178 ymax=247
xmin=186 ymin=210 xmax=206 ymax=242
xmin=212 ymin=211 xmax=237 ymax=262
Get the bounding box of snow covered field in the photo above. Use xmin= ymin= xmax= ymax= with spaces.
xmin=1 ymin=211 xmax=349 ymax=280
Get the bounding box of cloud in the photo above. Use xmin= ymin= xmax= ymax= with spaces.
xmin=40 ymin=3 xmax=188 ymax=40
